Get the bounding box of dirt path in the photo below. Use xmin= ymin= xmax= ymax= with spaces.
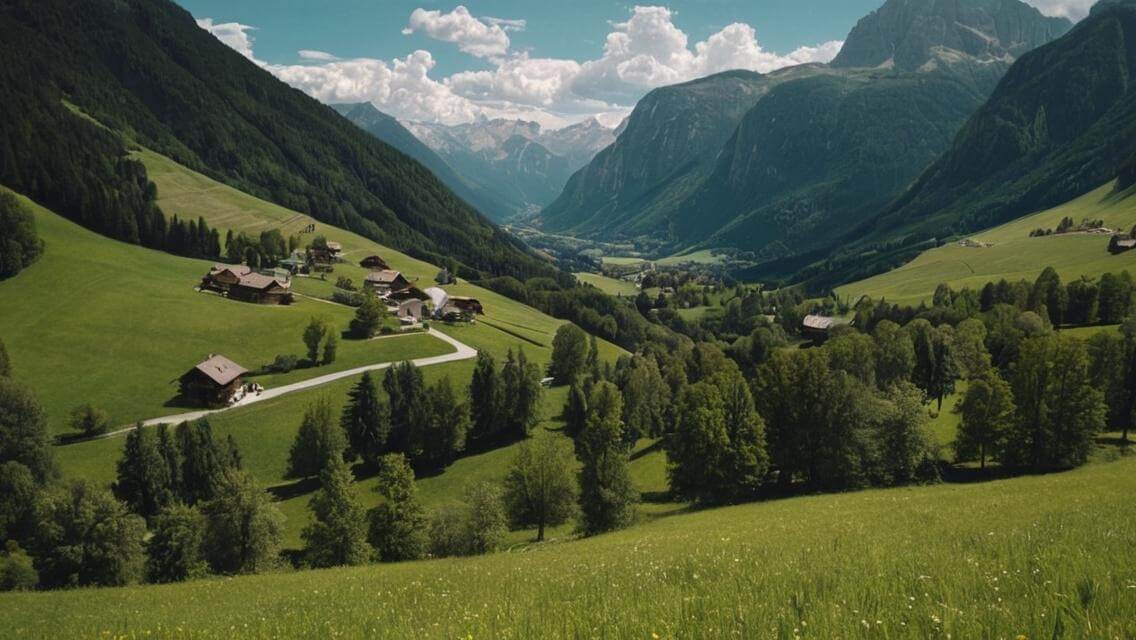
xmin=91 ymin=328 xmax=476 ymax=440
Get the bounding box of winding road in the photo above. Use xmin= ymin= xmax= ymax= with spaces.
xmin=93 ymin=328 xmax=477 ymax=440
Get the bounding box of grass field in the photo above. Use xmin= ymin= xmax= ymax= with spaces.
xmin=574 ymin=271 xmax=640 ymax=296
xmin=2 ymin=455 xmax=1132 ymax=638
xmin=656 ymin=248 xmax=727 ymax=266
xmin=838 ymin=182 xmax=1136 ymax=305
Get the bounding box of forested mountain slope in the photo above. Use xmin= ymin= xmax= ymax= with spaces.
xmin=0 ymin=0 xmax=549 ymax=280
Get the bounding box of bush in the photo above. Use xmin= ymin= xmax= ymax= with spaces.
xmin=335 ymin=277 xmax=356 ymax=291
xmin=331 ymin=291 xmax=365 ymax=307
xmin=0 ymin=541 xmax=37 ymax=591
xmin=268 ymin=354 xmax=300 ymax=373
xmin=69 ymin=404 xmax=111 ymax=437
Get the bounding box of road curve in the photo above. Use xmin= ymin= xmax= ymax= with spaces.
xmin=93 ymin=328 xmax=476 ymax=440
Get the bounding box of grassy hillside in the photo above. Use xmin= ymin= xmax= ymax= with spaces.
xmin=2 ymin=456 xmax=1132 ymax=638
xmin=0 ymin=189 xmax=453 ymax=433
xmin=573 ymin=272 xmax=639 ymax=296
xmin=1 ymin=148 xmax=632 ymax=547
xmin=838 ymin=182 xmax=1136 ymax=305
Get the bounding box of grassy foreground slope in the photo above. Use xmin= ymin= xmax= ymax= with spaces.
xmin=838 ymin=182 xmax=1136 ymax=305
xmin=0 ymin=189 xmax=452 ymax=433
xmin=3 ymin=457 xmax=1133 ymax=638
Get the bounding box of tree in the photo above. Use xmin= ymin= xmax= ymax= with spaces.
xmin=619 ymin=356 xmax=669 ymax=443
xmin=1003 ymin=336 xmax=1105 ymax=471
xmin=201 ymin=470 xmax=284 ymax=574
xmin=955 ymin=370 xmax=1015 ymax=469
xmin=349 ymin=295 xmax=389 ymax=338
xmin=420 ymin=377 xmax=469 ymax=471
xmin=668 ymin=369 xmax=768 ymax=504
xmin=550 ymin=323 xmax=589 ymax=384
xmin=286 ymin=399 xmax=347 ymax=479
xmin=468 ymin=352 xmax=502 ymax=450
xmin=0 ymin=192 xmax=43 ymax=279
xmin=1064 ymin=277 xmax=1099 ymax=326
xmin=0 ymin=541 xmax=37 ymax=591
xmin=303 ymin=317 xmax=328 ymax=364
xmin=322 ymin=331 xmax=338 ymax=366
xmin=384 ymin=362 xmax=428 ymax=461
xmin=341 ymin=372 xmax=390 ymax=466
xmin=1097 ymin=272 xmax=1132 ymax=324
xmin=0 ymin=462 xmax=38 ymax=544
xmin=175 ymin=419 xmax=239 ymax=504
xmin=576 ymin=382 xmax=637 ymax=535
xmin=462 ymin=482 xmax=508 ymax=554
xmin=367 ymin=454 xmax=429 ymax=562
xmin=0 ymin=378 xmax=55 ymax=483
xmin=928 ymin=326 xmax=958 ymax=410
xmin=873 ymin=320 xmax=915 ymax=389
xmin=68 ymin=404 xmax=111 ymax=437
xmin=876 ymin=382 xmax=934 ymax=485
xmin=501 ymin=349 xmax=542 ymax=441
xmin=0 ymin=339 xmax=10 ymax=378
xmin=503 ymin=437 xmax=578 ymax=541
xmin=33 ymin=481 xmax=146 ymax=588
xmin=826 ymin=332 xmax=877 ymax=387
xmin=1030 ymin=267 xmax=1067 ymax=327
xmin=302 ymin=455 xmax=371 ymax=568
xmin=146 ymin=504 xmax=208 ymax=583
xmin=562 ymin=380 xmax=589 ymax=439
xmin=114 ymin=426 xmax=174 ymax=520
xmin=952 ymin=318 xmax=991 ymax=379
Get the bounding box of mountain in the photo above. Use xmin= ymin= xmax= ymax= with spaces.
xmin=0 ymin=0 xmax=550 ymax=280
xmin=405 ymin=118 xmax=614 ymax=219
xmin=852 ymin=0 xmax=1136 ymax=252
xmin=831 ymin=0 xmax=1072 ymax=70
xmin=332 ymin=102 xmax=516 ymax=222
xmin=538 ymin=0 xmax=1070 ymax=258
xmin=539 ymin=67 xmax=826 ymax=237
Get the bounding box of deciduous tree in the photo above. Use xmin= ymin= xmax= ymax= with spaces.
xmin=503 ymin=437 xmax=577 ymax=541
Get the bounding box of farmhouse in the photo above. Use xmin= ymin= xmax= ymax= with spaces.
xmin=360 ymin=255 xmax=389 ymax=270
xmin=229 ymin=272 xmax=294 ymax=305
xmin=448 ymin=296 xmax=483 ymax=314
xmin=364 ymin=269 xmax=411 ymax=294
xmin=424 ymin=286 xmax=449 ymax=311
xmin=393 ymin=298 xmax=425 ymax=322
xmin=201 ymin=263 xmax=254 ymax=292
xmin=179 ymin=354 xmax=248 ymax=406
xmin=802 ymin=314 xmax=840 ymax=341
xmin=388 ymin=286 xmax=429 ymax=302
xmin=1109 ymin=235 xmax=1136 ymax=254
xmin=326 ymin=241 xmax=343 ymax=257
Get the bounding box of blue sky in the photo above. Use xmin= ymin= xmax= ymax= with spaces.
xmin=183 ymin=0 xmax=1091 ymax=128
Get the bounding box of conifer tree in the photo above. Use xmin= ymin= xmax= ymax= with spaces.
xmin=114 ymin=425 xmax=174 ymax=520
xmin=576 ymin=382 xmax=637 ymax=535
xmin=287 ymin=399 xmax=347 ymax=479
xmin=367 ymin=454 xmax=428 ymax=562
xmin=301 ymin=454 xmax=371 ymax=568
xmin=468 ymin=352 xmax=502 ymax=449
xmin=341 ymin=372 xmax=390 ymax=466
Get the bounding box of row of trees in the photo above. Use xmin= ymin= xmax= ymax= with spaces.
xmin=165 ymin=215 xmax=221 ymax=260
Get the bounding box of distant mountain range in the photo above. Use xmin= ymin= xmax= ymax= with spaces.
xmin=537 ymin=0 xmax=1073 ymax=273
xmin=334 ymin=105 xmax=616 ymax=222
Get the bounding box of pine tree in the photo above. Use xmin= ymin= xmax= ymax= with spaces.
xmin=301 ymin=455 xmax=371 ymax=568
xmin=420 ymin=377 xmax=469 ymax=471
xmin=322 ymin=331 xmax=338 ymax=365
xmin=501 ymin=349 xmax=542 ymax=442
xmin=175 ymin=419 xmax=239 ymax=504
xmin=114 ymin=426 xmax=174 ymax=520
xmin=562 ymin=381 xmax=589 ymax=439
xmin=201 ymin=470 xmax=284 ymax=574
xmin=286 ymin=399 xmax=347 ymax=479
xmin=342 ymin=372 xmax=390 ymax=466
xmin=367 ymin=454 xmax=428 ymax=562
xmin=576 ymin=382 xmax=637 ymax=535
xmin=468 ymin=352 xmax=502 ymax=450
xmin=384 ymin=362 xmax=428 ymax=461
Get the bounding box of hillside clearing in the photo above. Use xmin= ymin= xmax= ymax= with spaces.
xmin=574 ymin=272 xmax=640 ymax=296
xmin=838 ymin=182 xmax=1136 ymax=305
xmin=2 ymin=456 xmax=1132 ymax=638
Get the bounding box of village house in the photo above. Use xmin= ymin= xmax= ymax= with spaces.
xmin=391 ymin=298 xmax=425 ymax=323
xmin=360 ymin=255 xmax=389 ymax=270
xmin=448 ymin=296 xmax=483 ymax=315
xmin=802 ymin=314 xmax=841 ymax=341
xmin=179 ymin=354 xmax=248 ymax=407
xmin=201 ymin=264 xmax=294 ymax=304
xmin=364 ymin=269 xmax=411 ymax=294
xmin=326 ymin=241 xmax=343 ymax=258
xmin=1109 ymin=234 xmax=1136 ymax=254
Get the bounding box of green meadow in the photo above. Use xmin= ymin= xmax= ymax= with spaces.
xmin=838 ymin=182 xmax=1136 ymax=305
xmin=573 ymin=271 xmax=640 ymax=296
xmin=2 ymin=456 xmax=1132 ymax=639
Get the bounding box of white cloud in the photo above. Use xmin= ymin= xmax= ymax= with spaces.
xmin=298 ymin=50 xmax=340 ymax=61
xmin=402 ymin=6 xmax=513 ymax=60
xmin=196 ymin=18 xmax=258 ymax=62
xmin=1023 ymin=0 xmax=1094 ymax=21
xmin=198 ymin=6 xmax=841 ymax=126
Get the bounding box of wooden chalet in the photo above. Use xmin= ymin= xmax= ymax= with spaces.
xmin=802 ymin=314 xmax=839 ymax=341
xmin=179 ymin=354 xmax=248 ymax=407
xmin=327 ymin=241 xmax=343 ymax=257
xmin=201 ymin=264 xmax=293 ymax=304
xmin=364 ymin=269 xmax=411 ymax=294
xmin=1109 ymin=235 xmax=1136 ymax=254
xmin=448 ymin=296 xmax=483 ymax=314
xmin=388 ymin=285 xmax=429 ymax=302
xmin=360 ymin=255 xmax=390 ymax=270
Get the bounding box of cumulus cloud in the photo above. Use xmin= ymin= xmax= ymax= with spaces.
xmin=196 ymin=18 xmax=258 ymax=62
xmin=198 ymin=5 xmax=842 ymax=127
xmin=1023 ymin=0 xmax=1094 ymax=21
xmin=402 ymin=6 xmax=513 ymax=60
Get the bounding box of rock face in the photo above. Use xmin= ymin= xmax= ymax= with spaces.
xmin=831 ymin=0 xmax=1071 ymax=70
xmin=537 ymin=0 xmax=1071 ymax=259
xmin=404 ymin=118 xmax=614 ymax=220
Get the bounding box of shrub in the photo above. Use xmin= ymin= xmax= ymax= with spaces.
xmin=69 ymin=404 xmax=111 ymax=437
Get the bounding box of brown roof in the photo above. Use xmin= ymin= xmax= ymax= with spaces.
xmin=210 ymin=264 xmax=254 ymax=277
xmin=236 ymin=272 xmax=290 ymax=291
xmin=192 ymin=355 xmax=248 ymax=386
xmin=365 ymin=269 xmax=404 ymax=284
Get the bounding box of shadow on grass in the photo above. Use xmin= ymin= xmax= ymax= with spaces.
xmin=268 ymin=477 xmax=320 ymax=501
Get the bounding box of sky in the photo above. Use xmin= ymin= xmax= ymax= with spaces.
xmin=182 ymin=0 xmax=1095 ymax=130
